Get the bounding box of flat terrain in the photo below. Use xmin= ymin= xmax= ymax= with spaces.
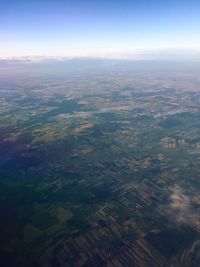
xmin=0 ymin=59 xmax=200 ymax=267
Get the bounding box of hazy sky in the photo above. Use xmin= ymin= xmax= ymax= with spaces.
xmin=1 ymin=0 xmax=200 ymax=58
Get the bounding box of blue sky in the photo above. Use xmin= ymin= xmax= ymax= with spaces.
xmin=1 ymin=0 xmax=200 ymax=57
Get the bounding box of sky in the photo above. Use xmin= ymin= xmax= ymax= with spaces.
xmin=1 ymin=0 xmax=200 ymax=58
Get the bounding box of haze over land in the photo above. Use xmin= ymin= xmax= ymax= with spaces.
xmin=1 ymin=58 xmax=200 ymax=267
xmin=1 ymin=0 xmax=200 ymax=267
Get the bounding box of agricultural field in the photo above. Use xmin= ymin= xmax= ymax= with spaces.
xmin=0 ymin=59 xmax=200 ymax=267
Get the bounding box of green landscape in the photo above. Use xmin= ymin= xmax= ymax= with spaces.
xmin=0 ymin=59 xmax=200 ymax=267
